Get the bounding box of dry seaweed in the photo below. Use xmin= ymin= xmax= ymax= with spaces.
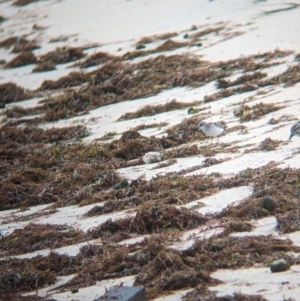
xmin=164 ymin=144 xmax=199 ymax=159
xmin=218 ymin=164 xmax=300 ymax=220
xmin=153 ymin=39 xmax=188 ymax=52
xmin=233 ymin=102 xmax=283 ymax=122
xmin=0 ymin=293 xmax=56 ymax=301
xmin=135 ymin=248 xmax=218 ymax=299
xmin=0 ymin=252 xmax=82 ymax=293
xmin=132 ymin=122 xmax=169 ymax=131
xmin=131 ymin=204 xmax=207 ymax=234
xmin=190 ymin=26 xmax=224 ymax=39
xmin=74 ymin=51 xmax=117 ymax=68
xmin=0 ymin=130 xmax=123 ymax=210
xmin=32 ymin=61 xmax=56 ymax=73
xmin=29 ymin=50 xmax=294 ymax=121
xmin=276 ymin=211 xmax=300 ymax=233
xmin=0 ymin=36 xmax=39 ymax=52
xmin=0 ymin=122 xmax=262 ymax=212
xmin=216 ymin=72 xmax=267 ymax=89
xmin=0 ymin=224 xmax=87 ymax=256
xmin=2 ymin=43 xmax=300 ymax=301
xmin=228 ymin=221 xmax=253 ymax=232
xmin=97 ymin=131 xmax=117 ymax=141
xmin=259 ymin=137 xmax=281 ymax=151
xmin=13 ymin=0 xmax=38 ymax=5
xmin=165 ymin=116 xmax=206 ymax=145
xmin=38 ymin=46 xmax=85 ymax=65
xmin=134 ymin=38 xmax=187 ymax=54
xmin=41 ymin=91 xmax=91 ymax=120
xmin=135 ymin=32 xmax=178 ymax=46
xmin=39 ymin=71 xmax=90 ymax=90
xmin=118 ymin=99 xmax=202 ymax=120
xmin=1 ymin=124 xmax=88 ymax=144
xmin=5 ymin=105 xmax=44 ymax=118
xmin=5 ymin=52 xmax=37 ymax=68
xmin=84 ymin=195 xmax=142 ymax=216
xmin=185 ymin=235 xmax=299 ymax=273
xmin=0 ymin=82 xmax=33 ymax=104
xmin=88 ymin=204 xmax=207 ymax=241
xmin=183 ymin=291 xmax=268 ymax=301
xmin=43 ymin=233 xmax=299 ymax=298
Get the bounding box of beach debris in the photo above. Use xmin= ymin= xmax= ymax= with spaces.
xmin=259 ymin=138 xmax=281 ymax=151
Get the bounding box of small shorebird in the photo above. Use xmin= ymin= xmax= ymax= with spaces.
xmin=289 ymin=121 xmax=300 ymax=140
xmin=198 ymin=121 xmax=225 ymax=144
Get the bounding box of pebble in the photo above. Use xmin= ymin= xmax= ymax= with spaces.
xmin=270 ymin=259 xmax=290 ymax=273
xmin=143 ymin=151 xmax=161 ymax=164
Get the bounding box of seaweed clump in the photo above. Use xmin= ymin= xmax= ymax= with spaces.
xmin=233 ymin=102 xmax=283 ymax=122
xmin=122 ymin=39 xmax=188 ymax=60
xmin=74 ymin=51 xmax=116 ymax=68
xmin=0 ymin=252 xmax=80 ymax=293
xmin=218 ymin=164 xmax=300 ymax=220
xmin=88 ymin=204 xmax=207 ymax=241
xmin=118 ymin=99 xmax=201 ymax=120
xmin=39 ymin=72 xmax=90 ymax=90
xmin=1 ymin=124 xmax=89 ymax=144
xmin=184 ymin=291 xmax=268 ymax=301
xmin=0 ymin=124 xmax=117 ymax=210
xmin=32 ymin=61 xmax=56 ymax=73
xmin=0 ymin=224 xmax=87 ymax=256
xmin=0 ymin=82 xmax=33 ymax=104
xmin=32 ymin=49 xmax=294 ymax=121
xmin=276 ymin=211 xmax=300 ymax=233
xmin=259 ymin=138 xmax=281 ymax=151
xmin=5 ymin=52 xmax=37 ymax=68
xmin=0 ymin=36 xmax=39 ymax=52
xmin=13 ymin=0 xmax=38 ymax=5
xmin=38 ymin=46 xmax=86 ymax=65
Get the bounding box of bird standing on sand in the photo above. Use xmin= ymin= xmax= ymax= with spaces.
xmin=289 ymin=121 xmax=300 ymax=140
xmin=198 ymin=121 xmax=225 ymax=144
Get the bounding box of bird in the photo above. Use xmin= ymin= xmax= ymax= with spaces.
xmin=289 ymin=121 xmax=300 ymax=140
xmin=198 ymin=121 xmax=226 ymax=144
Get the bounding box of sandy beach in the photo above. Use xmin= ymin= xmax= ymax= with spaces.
xmin=1 ymin=1 xmax=300 ymax=300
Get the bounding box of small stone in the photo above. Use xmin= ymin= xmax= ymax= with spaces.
xmin=114 ymin=179 xmax=129 ymax=189
xmin=71 ymin=288 xmax=79 ymax=294
xmin=136 ymin=44 xmax=146 ymax=50
xmin=197 ymin=185 xmax=208 ymax=191
xmin=270 ymin=259 xmax=290 ymax=273
xmin=261 ymin=196 xmax=275 ymax=211
xmin=183 ymin=33 xmax=189 ymax=39
xmin=143 ymin=151 xmax=161 ymax=164
xmin=187 ymin=107 xmax=195 ymax=114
